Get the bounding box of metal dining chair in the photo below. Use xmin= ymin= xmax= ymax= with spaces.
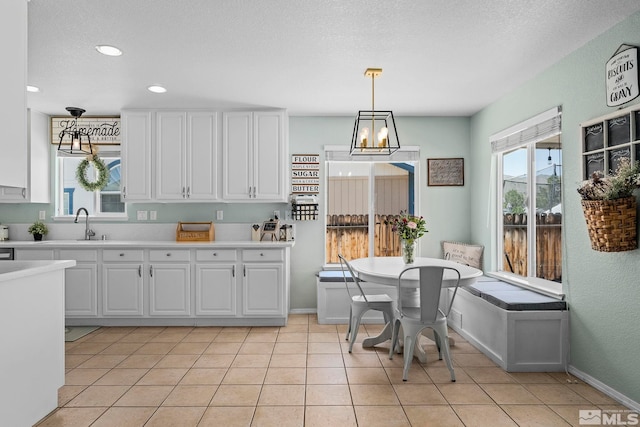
xmin=389 ymin=265 xmax=461 ymax=381
xmin=338 ymin=254 xmax=395 ymax=353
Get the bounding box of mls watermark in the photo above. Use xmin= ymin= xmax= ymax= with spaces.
xmin=579 ymin=409 xmax=639 ymax=425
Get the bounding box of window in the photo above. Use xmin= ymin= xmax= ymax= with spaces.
xmin=324 ymin=147 xmax=420 ymax=263
xmin=56 ymin=154 xmax=126 ymax=217
xmin=491 ymin=107 xmax=562 ymax=296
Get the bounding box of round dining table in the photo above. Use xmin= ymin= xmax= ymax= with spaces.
xmin=348 ymin=256 xmax=483 ymax=362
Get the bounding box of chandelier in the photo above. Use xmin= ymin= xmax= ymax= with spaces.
xmin=350 ymin=68 xmax=400 ymax=155
xmin=57 ymin=107 xmax=93 ymax=155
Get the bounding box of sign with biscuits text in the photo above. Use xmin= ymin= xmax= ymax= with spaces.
xmin=291 ymin=154 xmax=319 ymax=194
xmin=606 ymin=44 xmax=639 ymax=107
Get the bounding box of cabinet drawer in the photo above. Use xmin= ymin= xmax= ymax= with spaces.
xmin=149 ymin=249 xmax=191 ymax=262
xmin=242 ymin=249 xmax=283 ymax=262
xmin=59 ymin=249 xmax=98 ymax=262
xmin=103 ymin=249 xmax=144 ymax=262
xmin=196 ymin=249 xmax=237 ymax=262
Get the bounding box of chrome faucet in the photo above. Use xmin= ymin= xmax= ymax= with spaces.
xmin=74 ymin=207 xmax=95 ymax=240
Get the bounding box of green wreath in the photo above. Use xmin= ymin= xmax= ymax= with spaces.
xmin=76 ymin=156 xmax=110 ymax=192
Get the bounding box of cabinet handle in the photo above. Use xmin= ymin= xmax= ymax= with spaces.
xmin=166 ymin=253 xmax=171 ymax=257
xmin=122 ymin=186 xmax=126 ymax=199
xmin=213 ymin=252 xmax=217 ymax=256
xmin=232 ymin=265 xmax=235 ymax=277
xmin=252 ymin=186 xmax=256 ymax=198
xmin=119 ymin=253 xmax=125 ymax=257
xmin=21 ymin=188 xmax=26 ymax=198
xmin=187 ymin=187 xmax=190 ymax=198
xmin=260 ymin=253 xmax=264 ymax=257
xmin=248 ymin=186 xmax=252 ymax=197
xmin=150 ymin=265 xmax=153 ymax=277
xmin=243 ymin=266 xmax=246 ymax=277
xmin=182 ymin=187 xmax=186 ymax=198
xmin=138 ymin=265 xmax=141 ymax=277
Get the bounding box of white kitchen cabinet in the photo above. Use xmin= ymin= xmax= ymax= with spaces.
xmin=195 ymin=249 xmax=237 ymax=316
xmin=148 ymin=249 xmax=191 ymax=316
xmin=121 ymin=110 xmax=152 ymax=201
xmin=241 ymin=249 xmax=285 ymax=317
xmin=0 ymin=0 xmax=27 ymax=189
xmin=14 ymin=249 xmax=54 ymax=260
xmin=156 ymin=111 xmax=219 ymax=201
xmin=102 ymin=250 xmax=144 ymax=316
xmin=222 ymin=110 xmax=287 ymax=202
xmin=0 ymin=110 xmax=50 ymax=203
xmin=59 ymin=249 xmax=98 ymax=317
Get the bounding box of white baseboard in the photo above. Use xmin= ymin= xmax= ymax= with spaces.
xmin=568 ymin=365 xmax=640 ymax=412
xmin=289 ymin=308 xmax=316 ymax=315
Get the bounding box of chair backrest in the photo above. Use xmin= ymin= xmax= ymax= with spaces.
xmin=397 ymin=266 xmax=461 ymax=322
xmin=338 ymin=254 xmax=368 ymax=303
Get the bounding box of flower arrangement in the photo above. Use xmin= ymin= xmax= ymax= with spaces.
xmin=391 ymin=211 xmax=428 ymax=264
xmin=28 ymin=221 xmax=48 ymax=236
xmin=391 ymin=211 xmax=428 ymax=242
xmin=577 ymin=158 xmax=640 ymax=200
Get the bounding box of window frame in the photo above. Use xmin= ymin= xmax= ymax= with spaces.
xmin=54 ymin=151 xmax=127 ymax=220
xmin=489 ymin=108 xmax=563 ymax=298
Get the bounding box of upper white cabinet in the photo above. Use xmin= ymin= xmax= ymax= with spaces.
xmin=156 ymin=111 xmax=219 ymax=201
xmin=0 ymin=110 xmax=50 ymax=203
xmin=223 ymin=111 xmax=287 ymax=202
xmin=121 ymin=111 xmax=152 ymax=201
xmin=0 ymin=0 xmax=27 ymax=188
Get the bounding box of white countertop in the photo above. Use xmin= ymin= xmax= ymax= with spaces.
xmin=0 ymin=240 xmax=295 ymax=248
xmin=0 ymin=260 xmax=76 ymax=283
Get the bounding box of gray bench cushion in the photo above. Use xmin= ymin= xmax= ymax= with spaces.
xmin=465 ymin=279 xmax=567 ymax=311
xmin=317 ymin=270 xmax=354 ymax=282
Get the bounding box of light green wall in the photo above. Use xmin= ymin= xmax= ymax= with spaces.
xmin=469 ymin=11 xmax=640 ymax=403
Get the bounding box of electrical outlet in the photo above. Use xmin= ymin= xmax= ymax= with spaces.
xmin=216 ymin=210 xmax=223 ymax=220
xmin=136 ymin=210 xmax=148 ymax=221
xmin=274 ymin=210 xmax=281 ymax=219
xmin=39 ymin=210 xmax=46 ymax=220
xmin=150 ymin=211 xmax=157 ymax=220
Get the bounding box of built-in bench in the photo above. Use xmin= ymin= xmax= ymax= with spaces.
xmin=317 ymin=270 xmax=568 ymax=372
xmin=441 ymin=276 xmax=569 ymax=372
xmin=316 ymin=270 xmax=397 ymax=324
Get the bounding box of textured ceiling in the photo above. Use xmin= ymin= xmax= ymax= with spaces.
xmin=26 ymin=0 xmax=640 ymax=117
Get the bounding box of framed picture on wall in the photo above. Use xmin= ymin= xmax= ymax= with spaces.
xmin=427 ymin=158 xmax=464 ymax=186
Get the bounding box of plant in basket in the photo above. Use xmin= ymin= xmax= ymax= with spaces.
xmin=577 ymin=158 xmax=640 ymax=252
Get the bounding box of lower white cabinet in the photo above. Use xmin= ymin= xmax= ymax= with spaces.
xmin=11 ymin=243 xmax=291 ymax=325
xmin=102 ymin=263 xmax=144 ymax=316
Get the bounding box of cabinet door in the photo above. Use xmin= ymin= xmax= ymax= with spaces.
xmin=121 ymin=111 xmax=152 ymax=201
xmin=14 ymin=249 xmax=55 ymax=260
xmin=65 ymin=263 xmax=98 ymax=316
xmin=222 ymin=112 xmax=252 ymax=199
xmin=149 ymin=263 xmax=191 ymax=316
xmin=253 ymin=111 xmax=286 ymax=201
xmin=195 ymin=264 xmax=236 ymax=316
xmin=156 ymin=112 xmax=187 ymax=200
xmin=242 ymin=263 xmax=283 ymax=316
xmin=103 ymin=264 xmax=144 ymax=315
xmin=187 ymin=112 xmax=219 ymax=200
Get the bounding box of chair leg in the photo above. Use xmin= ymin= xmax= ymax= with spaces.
xmin=389 ymin=319 xmax=400 ymax=360
xmin=402 ymin=333 xmax=415 ymax=381
xmin=435 ymin=325 xmax=456 ymax=382
xmin=349 ymin=312 xmax=363 ymax=353
xmin=433 ymin=329 xmax=442 ymax=360
xmin=345 ymin=306 xmax=352 ymax=342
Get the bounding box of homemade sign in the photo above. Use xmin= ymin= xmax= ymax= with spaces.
xmin=51 ymin=116 xmax=121 ymax=145
xmin=427 ymin=158 xmax=464 ymax=186
xmin=606 ymin=44 xmax=639 ymax=107
xmin=291 ymin=154 xmax=319 ymax=194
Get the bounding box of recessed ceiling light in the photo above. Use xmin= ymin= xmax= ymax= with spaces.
xmin=147 ymin=85 xmax=167 ymax=93
xmin=95 ymin=45 xmax=122 ymax=56
xmin=26 ymin=85 xmax=40 ymax=93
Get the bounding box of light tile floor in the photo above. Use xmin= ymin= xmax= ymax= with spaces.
xmin=36 ymin=314 xmax=634 ymax=426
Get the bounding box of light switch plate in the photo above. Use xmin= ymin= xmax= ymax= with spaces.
xmin=150 ymin=211 xmax=157 ymax=220
xmin=216 ymin=210 xmax=223 ymax=220
xmin=39 ymin=210 xmax=46 ymax=220
xmin=137 ymin=210 xmax=148 ymax=221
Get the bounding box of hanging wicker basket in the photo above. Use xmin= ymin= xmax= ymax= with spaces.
xmin=581 ymin=196 xmax=638 ymax=252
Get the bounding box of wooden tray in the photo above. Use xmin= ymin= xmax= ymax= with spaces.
xmin=176 ymin=222 xmax=215 ymax=242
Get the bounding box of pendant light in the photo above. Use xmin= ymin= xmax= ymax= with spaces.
xmin=57 ymin=107 xmax=93 ymax=155
xmin=349 ymin=68 xmax=400 ymax=156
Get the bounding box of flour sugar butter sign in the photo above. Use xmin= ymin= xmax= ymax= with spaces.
xmin=606 ymin=44 xmax=639 ymax=107
xmin=291 ymin=154 xmax=319 ymax=194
